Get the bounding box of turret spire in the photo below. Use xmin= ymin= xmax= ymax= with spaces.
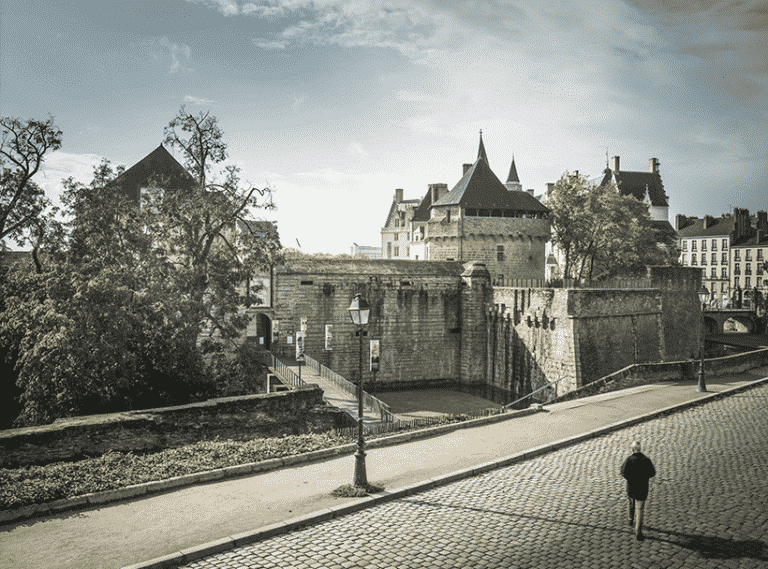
xmin=506 ymin=155 xmax=520 ymax=184
xmin=477 ymin=129 xmax=488 ymax=166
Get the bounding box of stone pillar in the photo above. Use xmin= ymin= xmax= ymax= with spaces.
xmin=460 ymin=262 xmax=492 ymax=388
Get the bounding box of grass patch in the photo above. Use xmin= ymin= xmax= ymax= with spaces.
xmin=331 ymin=483 xmax=385 ymax=497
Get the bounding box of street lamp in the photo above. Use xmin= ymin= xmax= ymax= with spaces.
xmin=698 ymin=284 xmax=709 ymax=393
xmin=348 ymin=293 xmax=370 ymax=488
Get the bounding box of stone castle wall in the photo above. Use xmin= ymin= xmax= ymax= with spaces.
xmin=271 ymin=259 xmax=464 ymax=388
xmin=262 ymin=260 xmax=703 ymax=403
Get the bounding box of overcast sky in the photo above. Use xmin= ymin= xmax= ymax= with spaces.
xmin=2 ymin=0 xmax=766 ymax=254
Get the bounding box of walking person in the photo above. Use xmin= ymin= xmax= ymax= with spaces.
xmin=621 ymin=440 xmax=656 ymax=540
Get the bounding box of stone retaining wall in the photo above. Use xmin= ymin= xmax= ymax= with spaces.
xmin=554 ymin=347 xmax=768 ymax=402
xmin=0 ymin=385 xmax=350 ymax=468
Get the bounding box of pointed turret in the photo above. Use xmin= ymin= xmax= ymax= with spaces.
xmin=505 ymin=155 xmax=522 ymax=192
xmin=506 ymin=156 xmax=520 ymax=184
xmin=477 ymin=129 xmax=488 ymax=166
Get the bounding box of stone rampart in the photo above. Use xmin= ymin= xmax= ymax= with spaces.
xmin=271 ymin=259 xmax=464 ymax=389
xmin=0 ymin=385 xmax=346 ymax=468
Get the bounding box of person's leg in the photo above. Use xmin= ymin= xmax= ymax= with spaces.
xmin=635 ymin=499 xmax=645 ymax=539
xmin=628 ymin=498 xmax=635 ymax=526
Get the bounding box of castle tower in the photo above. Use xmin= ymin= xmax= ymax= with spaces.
xmin=505 ymin=156 xmax=522 ymax=192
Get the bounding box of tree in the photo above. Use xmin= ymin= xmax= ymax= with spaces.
xmin=159 ymin=106 xmax=281 ymax=346
xmin=0 ymin=117 xmax=63 ymax=249
xmin=547 ymin=173 xmax=678 ymax=280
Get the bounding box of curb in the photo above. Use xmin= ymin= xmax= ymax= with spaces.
xmin=0 ymin=406 xmax=541 ymax=526
xmin=123 ymin=376 xmax=768 ymax=569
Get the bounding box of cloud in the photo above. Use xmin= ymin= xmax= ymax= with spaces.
xmin=145 ymin=36 xmax=193 ymax=73
xmin=396 ymin=90 xmax=436 ymax=103
xmin=345 ymin=141 xmax=368 ymax=158
xmin=33 ymin=152 xmax=105 ymax=207
xmin=184 ymin=95 xmax=215 ymax=105
xmin=252 ymin=38 xmax=288 ymax=50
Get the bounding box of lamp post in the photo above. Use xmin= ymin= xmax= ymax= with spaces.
xmin=698 ymin=285 xmax=709 ymax=393
xmin=348 ymin=293 xmax=370 ymax=488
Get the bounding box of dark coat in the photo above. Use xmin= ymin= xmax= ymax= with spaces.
xmin=621 ymin=452 xmax=656 ymax=500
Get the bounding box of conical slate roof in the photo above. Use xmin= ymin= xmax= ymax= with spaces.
xmin=434 ymin=158 xmax=548 ymax=212
xmin=477 ymin=130 xmax=489 ymax=166
xmin=107 ymin=144 xmax=197 ymax=201
xmin=506 ymin=157 xmax=520 ymax=183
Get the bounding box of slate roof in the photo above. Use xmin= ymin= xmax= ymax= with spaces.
xmin=107 ymin=144 xmax=197 ymax=201
xmin=731 ymin=234 xmax=768 ymax=248
xmin=384 ymin=198 xmax=420 ymax=227
xmin=598 ymin=167 xmax=668 ymax=208
xmin=411 ymin=191 xmax=434 ymax=222
xmin=677 ymin=217 xmax=735 ymax=238
xmin=477 ymin=131 xmax=489 ymax=166
xmin=433 ymin=158 xmax=549 ymax=213
xmin=506 ymin=157 xmax=520 ymax=183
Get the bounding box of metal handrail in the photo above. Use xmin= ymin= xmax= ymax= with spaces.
xmin=502 ymin=378 xmax=563 ymax=409
xmin=303 ymin=354 xmax=397 ymax=423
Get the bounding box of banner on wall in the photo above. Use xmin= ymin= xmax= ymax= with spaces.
xmin=296 ymin=317 xmax=307 ymax=362
xmin=370 ymin=339 xmax=380 ymax=372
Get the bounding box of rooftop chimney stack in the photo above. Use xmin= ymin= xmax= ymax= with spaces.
xmin=757 ymin=211 xmax=768 ymax=231
xmin=611 ymin=156 xmax=620 ymax=172
xmin=649 ymin=158 xmax=660 ymax=173
xmin=463 ymin=163 xmax=472 ymax=176
xmin=429 ymin=183 xmax=448 ymax=204
xmin=703 ymin=215 xmax=714 ymax=229
xmin=395 ymin=188 xmax=404 ymax=202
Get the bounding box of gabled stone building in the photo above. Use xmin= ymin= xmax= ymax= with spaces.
xmin=381 ymin=133 xmax=550 ymax=283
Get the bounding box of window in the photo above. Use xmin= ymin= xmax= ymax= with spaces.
xmin=721 ymin=268 xmax=728 ymax=279
xmin=758 ymin=263 xmax=764 ymax=276
xmin=701 ymin=240 xmax=707 ymax=251
xmin=721 ymin=283 xmax=728 ymax=293
xmin=393 ymin=245 xmax=399 ymax=257
xmin=497 ymin=245 xmax=505 ymax=261
xmin=681 ymin=240 xmax=688 ymax=251
xmin=711 ymin=253 xmax=717 ymax=265
xmin=692 ymin=241 xmax=697 ymax=251
xmin=745 ymin=277 xmax=751 ymax=288
xmin=758 ymin=277 xmax=763 ymax=288
xmin=702 ymin=255 xmax=707 ymax=265
xmin=386 ymin=242 xmax=392 ymax=258
xmin=758 ymin=249 xmax=764 ymax=261
xmin=723 ymin=239 xmax=728 ymax=249
xmin=710 ymin=268 xmax=717 ymax=278
xmin=735 ymin=277 xmax=740 ymax=287
xmin=681 ymin=254 xmax=687 ymax=265
xmin=746 ymin=263 xmax=752 ymax=275
xmin=691 ymin=253 xmax=697 ymax=265
xmin=722 ymin=252 xmax=728 ymax=264
xmin=734 ymin=263 xmax=740 ymax=275
xmin=746 ymin=250 xmax=752 ymax=261
xmin=734 ymin=250 xmax=741 ymax=260
xmin=711 ymin=239 xmax=717 ymax=251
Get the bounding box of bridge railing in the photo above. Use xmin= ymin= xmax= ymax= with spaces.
xmin=303 ymin=354 xmax=397 ymax=423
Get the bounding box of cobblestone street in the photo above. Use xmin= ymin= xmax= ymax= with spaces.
xmin=183 ymin=384 xmax=768 ymax=569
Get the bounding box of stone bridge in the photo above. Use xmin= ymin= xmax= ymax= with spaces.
xmin=704 ymin=308 xmax=762 ymax=334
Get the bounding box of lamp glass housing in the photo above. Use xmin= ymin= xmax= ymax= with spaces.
xmin=698 ymin=285 xmax=709 ymax=304
xmin=348 ymin=294 xmax=370 ymax=326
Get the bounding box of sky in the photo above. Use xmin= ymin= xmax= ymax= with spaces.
xmin=1 ymin=0 xmax=767 ymax=254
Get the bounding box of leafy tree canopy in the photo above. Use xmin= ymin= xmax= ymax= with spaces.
xmin=547 ymin=172 xmax=678 ymax=280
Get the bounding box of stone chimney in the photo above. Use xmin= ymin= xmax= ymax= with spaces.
xmin=463 ymin=163 xmax=472 ymax=176
xmin=429 ymin=183 xmax=448 ymax=205
xmin=395 ymin=188 xmax=404 ymax=202
xmin=757 ymin=210 xmax=768 ymax=231
xmin=611 ymin=156 xmax=620 ymax=172
xmin=733 ymin=208 xmax=754 ymax=241
xmin=703 ymin=215 xmax=714 ymax=229
xmin=649 ymin=158 xmax=660 ymax=173
xmin=675 ymin=214 xmax=690 ymax=231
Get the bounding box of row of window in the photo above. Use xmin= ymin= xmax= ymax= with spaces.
xmin=703 ymin=278 xmax=765 ymax=292
xmin=733 ymin=263 xmax=764 ymax=275
xmin=680 ymin=238 xmax=728 ymax=252
xmin=734 ymin=249 xmax=763 ymax=261
xmin=683 ymin=253 xmax=728 ymax=265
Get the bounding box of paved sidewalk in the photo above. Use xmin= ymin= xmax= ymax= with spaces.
xmin=0 ymin=369 xmax=766 ymax=569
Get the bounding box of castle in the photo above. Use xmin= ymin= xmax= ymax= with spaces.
xmin=381 ymin=133 xmax=550 ymax=284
